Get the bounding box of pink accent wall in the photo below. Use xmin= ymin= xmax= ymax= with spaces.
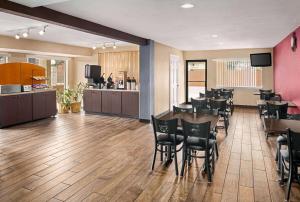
xmin=274 ymin=26 xmax=300 ymax=113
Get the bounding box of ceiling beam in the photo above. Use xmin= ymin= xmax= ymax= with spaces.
xmin=0 ymin=0 xmax=149 ymax=45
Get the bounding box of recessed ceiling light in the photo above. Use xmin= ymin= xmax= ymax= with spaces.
xmin=181 ymin=3 xmax=194 ymax=8
xmin=212 ymin=34 xmax=218 ymax=38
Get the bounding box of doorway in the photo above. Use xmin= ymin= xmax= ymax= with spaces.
xmin=186 ymin=60 xmax=207 ymax=103
xmin=170 ymin=54 xmax=180 ymax=109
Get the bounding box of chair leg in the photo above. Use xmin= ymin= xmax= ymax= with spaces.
xmin=152 ymin=147 xmax=157 ymax=170
xmin=285 ymin=165 xmax=293 ymax=201
xmin=206 ymin=151 xmax=212 ymax=182
xmin=180 ymin=147 xmax=186 ymax=176
xmin=280 ymin=157 xmax=285 ymax=185
xmin=160 ymin=145 xmax=163 ymax=161
xmin=277 ymin=142 xmax=282 ymax=169
xmin=173 ymin=145 xmax=178 ymax=176
xmin=211 ymin=149 xmax=215 ymax=173
xmin=215 ymin=142 xmax=219 ymax=159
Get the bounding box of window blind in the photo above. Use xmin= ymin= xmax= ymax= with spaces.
xmin=215 ymin=58 xmax=262 ymax=88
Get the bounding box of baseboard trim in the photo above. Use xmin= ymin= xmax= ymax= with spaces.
xmin=139 ymin=119 xmax=150 ymax=123
xmin=234 ymin=105 xmax=257 ymax=109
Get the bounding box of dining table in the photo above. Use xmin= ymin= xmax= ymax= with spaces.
xmin=263 ymin=118 xmax=300 ymax=134
xmin=256 ymin=100 xmax=297 ymax=108
xmin=159 ymin=111 xmax=219 ymax=129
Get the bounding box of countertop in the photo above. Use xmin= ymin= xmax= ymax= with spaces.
xmin=0 ymin=89 xmax=56 ymax=96
xmin=86 ymin=88 xmax=139 ymax=93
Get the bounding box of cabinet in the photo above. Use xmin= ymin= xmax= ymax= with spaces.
xmin=122 ymin=92 xmax=139 ymax=118
xmin=0 ymin=90 xmax=56 ymax=128
xmin=18 ymin=93 xmax=33 ymax=123
xmin=83 ymin=89 xmax=139 ymax=119
xmin=92 ymin=91 xmax=102 ymax=113
xmin=33 ymin=91 xmax=57 ymax=120
xmin=0 ymin=95 xmax=19 ymax=127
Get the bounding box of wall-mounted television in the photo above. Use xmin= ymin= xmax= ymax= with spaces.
xmin=250 ymin=53 xmax=272 ymax=67
xmin=85 ymin=64 xmax=101 ymax=79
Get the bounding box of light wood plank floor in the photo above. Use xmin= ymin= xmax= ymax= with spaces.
xmin=0 ymin=108 xmax=299 ymax=202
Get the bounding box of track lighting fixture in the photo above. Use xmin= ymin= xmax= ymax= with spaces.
xmin=39 ymin=25 xmax=48 ymax=36
xmin=102 ymin=44 xmax=106 ymax=49
xmin=92 ymin=46 xmax=97 ymax=50
xmin=15 ymin=34 xmax=20 ymax=40
xmin=113 ymin=42 xmax=117 ymax=49
xmin=22 ymin=29 xmax=29 ymax=38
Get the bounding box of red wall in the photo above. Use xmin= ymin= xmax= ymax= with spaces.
xmin=274 ymin=26 xmax=300 ymax=113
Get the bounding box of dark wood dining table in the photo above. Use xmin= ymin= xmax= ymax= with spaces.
xmin=159 ymin=111 xmax=219 ymax=129
xmin=256 ymin=100 xmax=297 ymax=108
xmin=263 ymin=118 xmax=300 ymax=134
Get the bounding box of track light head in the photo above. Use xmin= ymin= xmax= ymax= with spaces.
xmin=92 ymin=46 xmax=97 ymax=50
xmin=15 ymin=34 xmax=20 ymax=40
xmin=39 ymin=25 xmax=48 ymax=36
xmin=113 ymin=43 xmax=117 ymax=49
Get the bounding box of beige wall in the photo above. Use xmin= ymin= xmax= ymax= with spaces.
xmin=184 ymin=48 xmax=274 ymax=106
xmin=154 ymin=42 xmax=185 ymax=115
xmin=0 ymin=35 xmax=92 ymax=57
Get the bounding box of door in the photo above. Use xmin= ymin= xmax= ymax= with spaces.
xmin=186 ymin=60 xmax=207 ymax=103
xmin=170 ymin=55 xmax=179 ymax=109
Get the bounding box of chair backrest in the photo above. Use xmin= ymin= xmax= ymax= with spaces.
xmin=211 ymin=88 xmax=221 ymax=97
xmin=205 ymin=90 xmax=213 ymax=98
xmin=173 ymin=106 xmax=193 ymax=113
xmin=261 ymin=92 xmax=275 ymax=100
xmin=210 ymin=99 xmax=227 ymax=111
xmin=199 ymin=93 xmax=206 ymax=98
xmin=151 ymin=115 xmax=178 ymax=142
xmin=191 ymin=98 xmax=209 ymax=113
xmin=220 ymin=90 xmax=232 ymax=99
xmin=270 ymin=94 xmax=282 ymax=102
xmin=266 ymin=102 xmax=288 ymax=119
xmin=196 ymin=108 xmax=219 ymax=116
xmin=287 ymin=129 xmax=300 ymax=164
xmin=181 ymin=120 xmax=211 ymax=146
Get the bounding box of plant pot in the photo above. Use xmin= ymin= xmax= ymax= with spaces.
xmin=58 ymin=103 xmax=70 ymax=114
xmin=71 ymin=102 xmax=81 ymax=113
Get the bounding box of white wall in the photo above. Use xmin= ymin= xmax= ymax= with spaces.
xmin=184 ymin=48 xmax=274 ymax=106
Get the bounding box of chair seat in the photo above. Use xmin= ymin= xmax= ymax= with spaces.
xmin=280 ymin=149 xmax=300 ymax=163
xmin=277 ymin=135 xmax=287 ymax=144
xmin=157 ymin=134 xmax=184 ymax=145
xmin=186 ymin=137 xmax=215 ymax=150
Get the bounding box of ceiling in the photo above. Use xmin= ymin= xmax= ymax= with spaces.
xmin=36 ymin=0 xmax=300 ymax=50
xmin=6 ymin=0 xmax=300 ymax=51
xmin=0 ymin=12 xmax=132 ymax=49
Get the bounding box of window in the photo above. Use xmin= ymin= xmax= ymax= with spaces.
xmin=216 ymin=58 xmax=262 ymax=88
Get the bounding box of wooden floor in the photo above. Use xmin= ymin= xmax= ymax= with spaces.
xmin=0 ymin=108 xmax=300 ymax=202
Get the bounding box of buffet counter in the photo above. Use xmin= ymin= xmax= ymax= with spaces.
xmin=83 ymin=89 xmax=139 ymax=118
xmin=0 ymin=90 xmax=57 ymax=128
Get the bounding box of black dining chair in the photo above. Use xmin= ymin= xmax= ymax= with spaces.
xmin=211 ymin=88 xmax=221 ymax=98
xmin=279 ymin=129 xmax=300 ymax=201
xmin=261 ymin=92 xmax=275 ymax=100
xmin=151 ymin=116 xmax=184 ymax=175
xmin=191 ymin=98 xmax=209 ymax=113
xmin=199 ymin=92 xmax=206 ymax=98
xmin=220 ymin=90 xmax=234 ymax=115
xmin=180 ymin=120 xmax=216 ymax=182
xmin=205 ymin=90 xmax=214 ymax=98
xmin=270 ymin=94 xmax=282 ymax=102
xmin=276 ymin=114 xmax=300 ymax=172
xmin=266 ymin=102 xmax=288 ymax=120
xmin=210 ymin=99 xmax=229 ymax=136
xmin=173 ymin=106 xmax=193 ymax=114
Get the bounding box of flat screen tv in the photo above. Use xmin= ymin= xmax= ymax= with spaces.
xmin=250 ymin=53 xmax=272 ymax=67
xmin=85 ymin=64 xmax=101 ymax=79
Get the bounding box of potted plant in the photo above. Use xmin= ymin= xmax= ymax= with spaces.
xmin=56 ymin=89 xmax=72 ymax=113
xmin=70 ymin=82 xmax=87 ymax=113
